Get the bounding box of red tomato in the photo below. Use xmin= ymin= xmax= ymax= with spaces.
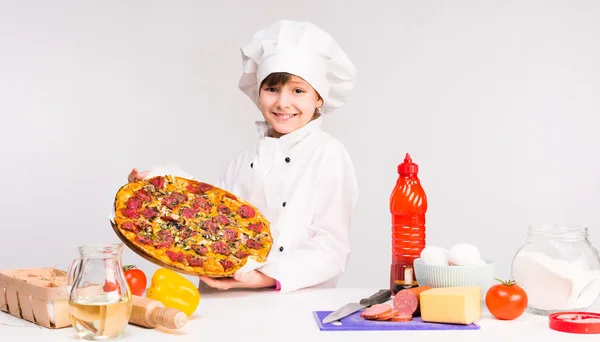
xmin=103 ymin=281 xmax=118 ymax=293
xmin=123 ymin=265 xmax=147 ymax=296
xmin=485 ymin=278 xmax=528 ymax=320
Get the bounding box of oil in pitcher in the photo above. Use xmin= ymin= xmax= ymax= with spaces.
xmin=67 ymin=243 xmax=132 ymax=340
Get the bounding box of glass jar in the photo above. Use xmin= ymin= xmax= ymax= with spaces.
xmin=511 ymin=224 xmax=600 ymax=315
xmin=66 ymin=243 xmax=132 ymax=340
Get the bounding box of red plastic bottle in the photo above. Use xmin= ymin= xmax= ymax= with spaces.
xmin=389 ymin=153 xmax=428 ymax=290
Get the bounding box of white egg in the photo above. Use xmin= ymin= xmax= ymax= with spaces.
xmin=420 ymin=246 xmax=449 ymax=266
xmin=448 ymin=243 xmax=481 ymax=266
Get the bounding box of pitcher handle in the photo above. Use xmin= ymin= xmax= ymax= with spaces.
xmin=66 ymin=258 xmax=81 ymax=298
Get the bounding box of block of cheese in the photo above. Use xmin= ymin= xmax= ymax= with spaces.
xmin=420 ymin=286 xmax=481 ymax=325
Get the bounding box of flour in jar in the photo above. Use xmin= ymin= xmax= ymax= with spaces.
xmin=512 ymin=251 xmax=600 ymax=311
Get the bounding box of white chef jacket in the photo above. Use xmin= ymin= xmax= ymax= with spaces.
xmin=214 ymin=116 xmax=359 ymax=293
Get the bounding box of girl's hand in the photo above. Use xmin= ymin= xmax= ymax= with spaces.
xmin=199 ymin=270 xmax=276 ymax=291
xmin=127 ymin=168 xmax=149 ymax=183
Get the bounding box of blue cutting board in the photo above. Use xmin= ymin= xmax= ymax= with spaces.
xmin=313 ymin=310 xmax=480 ymax=331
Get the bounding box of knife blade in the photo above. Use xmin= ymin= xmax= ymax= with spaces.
xmin=321 ymin=289 xmax=392 ymax=324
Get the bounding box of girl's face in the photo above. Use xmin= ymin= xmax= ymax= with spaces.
xmin=258 ymin=74 xmax=323 ymax=138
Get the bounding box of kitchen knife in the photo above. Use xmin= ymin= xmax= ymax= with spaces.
xmin=321 ymin=289 xmax=392 ymax=324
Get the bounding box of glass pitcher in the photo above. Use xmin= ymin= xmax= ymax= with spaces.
xmin=66 ymin=243 xmax=132 ymax=340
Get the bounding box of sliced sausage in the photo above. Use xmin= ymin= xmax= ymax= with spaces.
xmin=372 ymin=309 xmax=399 ymax=321
xmin=390 ymin=312 xmax=413 ymax=322
xmin=407 ymin=286 xmax=432 ymax=316
xmin=393 ymin=289 xmax=418 ymax=316
xmin=361 ymin=303 xmax=392 ymax=319
xmin=238 ymin=205 xmax=256 ymax=218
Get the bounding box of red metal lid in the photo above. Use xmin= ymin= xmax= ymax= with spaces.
xmin=549 ymin=312 xmax=600 ymax=334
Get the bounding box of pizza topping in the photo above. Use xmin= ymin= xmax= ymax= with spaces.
xmin=199 ymin=183 xmax=214 ymax=191
xmin=121 ymin=221 xmax=137 ymax=232
xmin=187 ymin=182 xmax=213 ymax=195
xmin=166 ymin=250 xmax=185 ymax=262
xmin=180 ymin=207 xmax=197 ymax=219
xmin=185 ymin=254 xmax=203 ymax=267
xmin=191 ymin=197 xmax=211 ymax=212
xmin=161 ymin=196 xmax=179 ymax=209
xmin=224 ymin=228 xmax=238 ymax=242
xmin=144 ymin=184 xmax=156 ymax=193
xmin=155 ymin=230 xmax=174 ymax=248
xmin=238 ymin=205 xmax=256 ymax=219
xmin=134 ymin=189 xmax=152 ymax=203
xmin=217 ymin=205 xmax=231 ymax=215
xmin=140 ymin=222 xmax=153 ymax=234
xmin=234 ymin=250 xmax=248 ymax=259
xmin=160 ymin=213 xmax=180 ymax=222
xmin=204 ymin=221 xmax=219 ymax=237
xmin=247 ymin=222 xmax=263 ymax=233
xmin=223 ymin=194 xmax=238 ymax=201
xmin=179 ymin=228 xmax=197 ymax=240
xmin=141 ymin=207 xmax=160 ymax=220
xmin=186 ymin=183 xmax=202 ymax=194
xmin=121 ymin=207 xmax=140 ymax=219
xmin=148 ymin=176 xmax=165 ymax=190
xmin=126 ymin=196 xmax=143 ymax=210
xmin=135 ymin=234 xmax=153 ymax=246
xmin=192 ymin=244 xmax=209 ymax=256
xmin=172 ymin=192 xmax=187 ymax=204
xmin=247 ymin=239 xmax=262 ymax=249
xmin=214 ymin=215 xmax=229 ymax=225
xmin=174 ymin=236 xmax=188 ymax=249
xmin=158 ymin=229 xmax=173 ymax=239
xmin=219 ymin=259 xmax=234 ymax=271
xmin=211 ymin=241 xmax=230 ymax=255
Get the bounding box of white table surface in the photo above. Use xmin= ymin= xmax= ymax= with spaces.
xmin=1 ymin=287 xmax=599 ymax=342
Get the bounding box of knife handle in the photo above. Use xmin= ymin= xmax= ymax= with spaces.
xmin=359 ymin=289 xmax=392 ymax=306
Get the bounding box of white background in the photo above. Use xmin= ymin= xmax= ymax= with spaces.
xmin=1 ymin=0 xmax=599 ymax=294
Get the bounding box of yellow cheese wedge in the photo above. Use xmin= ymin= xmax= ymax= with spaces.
xmin=420 ymin=286 xmax=481 ymax=325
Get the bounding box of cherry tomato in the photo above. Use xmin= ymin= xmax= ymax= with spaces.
xmin=485 ymin=278 xmax=528 ymax=320
xmin=123 ymin=265 xmax=147 ymax=296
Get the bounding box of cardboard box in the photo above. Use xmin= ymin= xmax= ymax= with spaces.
xmin=0 ymin=268 xmax=71 ymax=329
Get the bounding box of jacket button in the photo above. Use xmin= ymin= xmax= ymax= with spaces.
xmin=279 ymin=246 xmax=284 ymax=252
xmin=285 ymin=157 xmax=291 ymax=163
xmin=282 ymin=202 xmax=286 ymax=207
xmin=250 ymin=163 xmax=253 ymax=168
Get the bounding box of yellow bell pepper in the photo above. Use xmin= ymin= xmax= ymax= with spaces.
xmin=146 ymin=268 xmax=200 ymax=316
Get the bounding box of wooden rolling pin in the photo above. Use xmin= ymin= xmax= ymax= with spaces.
xmin=129 ymin=295 xmax=187 ymax=329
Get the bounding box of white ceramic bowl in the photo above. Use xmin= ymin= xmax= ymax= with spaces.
xmin=413 ymin=257 xmax=495 ymax=295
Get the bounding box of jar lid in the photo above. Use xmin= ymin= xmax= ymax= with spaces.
xmin=549 ymin=312 xmax=600 ymax=334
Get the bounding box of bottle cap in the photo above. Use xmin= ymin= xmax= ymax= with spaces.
xmin=398 ymin=153 xmax=419 ymax=175
xmin=549 ymin=312 xmax=600 ymax=334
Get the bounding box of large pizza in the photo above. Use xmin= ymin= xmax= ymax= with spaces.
xmin=112 ymin=175 xmax=272 ymax=277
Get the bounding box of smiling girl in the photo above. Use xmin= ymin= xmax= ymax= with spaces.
xmin=258 ymin=72 xmax=323 ymax=137
xmin=129 ymin=20 xmax=358 ymax=293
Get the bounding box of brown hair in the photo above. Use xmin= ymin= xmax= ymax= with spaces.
xmin=260 ymin=72 xmax=323 ymax=101
xmin=260 ymin=72 xmax=293 ymax=88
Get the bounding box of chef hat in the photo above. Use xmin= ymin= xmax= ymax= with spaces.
xmin=238 ymin=20 xmax=357 ymax=115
